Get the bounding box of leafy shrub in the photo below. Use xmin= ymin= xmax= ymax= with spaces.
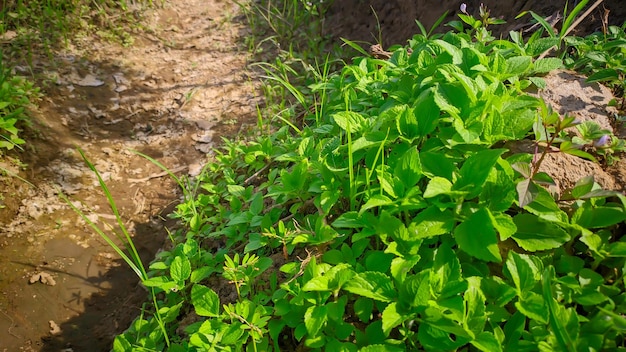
xmin=113 ymin=8 xmax=626 ymax=352
xmin=565 ymin=23 xmax=626 ymax=110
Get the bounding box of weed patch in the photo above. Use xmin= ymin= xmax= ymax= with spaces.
xmin=104 ymin=2 xmax=626 ymax=351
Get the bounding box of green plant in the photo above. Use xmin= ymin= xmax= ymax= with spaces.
xmin=61 ymin=149 xmax=171 ymax=350
xmin=515 ymin=0 xmax=602 ymax=59
xmin=110 ymin=6 xmax=626 ymax=352
xmin=0 ymin=53 xmax=38 ymax=152
xmin=565 ymin=22 xmax=626 ymax=110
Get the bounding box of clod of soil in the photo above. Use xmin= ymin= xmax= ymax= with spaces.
xmin=28 ymin=272 xmax=57 ymax=286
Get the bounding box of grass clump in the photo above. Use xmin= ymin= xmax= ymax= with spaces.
xmin=109 ymin=2 xmax=626 ymax=351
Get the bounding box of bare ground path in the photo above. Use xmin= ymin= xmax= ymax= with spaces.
xmin=0 ymin=0 xmax=261 ymax=350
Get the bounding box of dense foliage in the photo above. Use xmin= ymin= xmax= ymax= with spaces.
xmin=111 ymin=5 xmax=626 ymax=351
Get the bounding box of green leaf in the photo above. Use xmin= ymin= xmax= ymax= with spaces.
xmin=249 ymin=192 xmax=264 ymax=215
xmin=350 ymin=131 xmax=388 ymax=153
xmin=420 ymin=151 xmax=456 ymax=181
xmin=529 ymin=76 xmax=546 ymax=89
xmin=504 ymin=251 xmax=542 ymax=295
xmin=573 ymin=203 xmax=626 ymax=228
xmin=322 ymin=249 xmax=344 ymax=265
xmin=471 ymin=331 xmax=503 ymax=352
xmin=484 ymin=98 xmax=537 ymax=143
xmin=354 ymin=297 xmax=374 ymax=323
xmin=394 ymin=104 xmax=418 ymax=140
xmin=359 ymin=344 xmax=404 ymax=352
xmin=454 ymin=149 xmax=506 ymax=196
xmin=608 ymin=242 xmax=626 ymax=257
xmin=142 ymin=276 xmax=177 ymax=291
xmin=359 ymin=194 xmax=394 ymax=215
xmin=587 ymin=68 xmax=619 ymax=83
xmin=533 ymin=57 xmax=563 ymax=73
xmin=482 ymin=276 xmax=516 ymax=307
xmin=511 ymin=214 xmax=570 ymax=251
xmin=515 ymin=291 xmax=548 ymax=324
xmin=303 ymin=263 xmax=353 ymax=292
xmin=542 ymin=266 xmax=576 ymax=351
xmin=341 ymin=37 xmax=369 ymax=56
xmin=562 ymin=175 xmax=594 ymax=200
xmin=511 ymin=162 xmax=531 ymax=178
xmin=170 ymin=255 xmax=191 ymax=284
xmin=490 ymin=212 xmax=517 ymax=241
xmin=409 ymin=206 xmax=455 ymax=239
xmin=394 ymin=147 xmax=422 ymax=188
xmin=504 ymin=56 xmax=532 ymax=78
xmin=480 ymin=161 xmax=517 ymax=211
xmin=390 ymin=255 xmax=420 ymax=283
xmin=503 ymin=312 xmax=526 ymax=350
xmin=305 ymin=305 xmax=328 ymax=336
xmin=454 ymin=208 xmax=502 ymax=263
xmin=580 ymin=231 xmax=605 ymax=259
xmin=398 ymin=270 xmax=431 ymax=312
xmin=532 ymin=172 xmax=556 ymax=186
xmin=433 ymin=84 xmax=461 ymax=118
xmin=332 ymin=211 xmax=365 ymax=228
xmin=190 ymin=266 xmax=214 ymax=284
xmin=382 ymin=302 xmax=405 ymax=336
xmin=526 ymin=37 xmax=560 ymax=56
xmin=523 ymin=187 xmax=568 ymax=223
xmin=423 ymin=177 xmax=453 ymax=198
xmin=191 ymin=284 xmax=220 ymax=317
xmin=365 ymin=251 xmax=394 ymax=273
xmin=433 ymin=39 xmax=463 ymax=64
xmin=573 ymin=289 xmax=608 ymax=306
xmin=559 ymin=141 xmax=597 ymax=162
xmin=464 ymin=277 xmax=487 ymax=335
xmin=343 ymin=271 xmax=397 ymax=302
xmin=597 ymin=307 xmax=626 ymax=332
xmin=413 ymin=89 xmax=441 ymax=137
xmin=431 ymin=243 xmax=466 ymax=298
xmin=418 ymin=319 xmax=470 ymax=351
xmin=227 ymin=184 xmax=246 ymax=198
xmin=333 ymin=111 xmax=365 ymax=133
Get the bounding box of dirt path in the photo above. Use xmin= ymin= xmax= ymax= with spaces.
xmin=0 ymin=1 xmax=261 ymax=350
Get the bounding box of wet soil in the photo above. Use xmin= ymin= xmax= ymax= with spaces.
xmin=0 ymin=0 xmax=260 ymax=350
xmin=1 ymin=0 xmax=625 ymax=351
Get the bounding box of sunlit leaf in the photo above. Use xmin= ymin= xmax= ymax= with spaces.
xmin=343 ymin=271 xmax=397 ymax=302
xmin=191 ymin=284 xmax=220 ymax=317
xmin=455 ymin=208 xmax=502 ymax=263
xmin=454 ymin=149 xmax=506 ymax=196
xmin=304 ymin=305 xmax=328 ymax=336
xmin=512 ymin=214 xmax=570 ymax=251
xmin=504 ymin=251 xmax=542 ymax=295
